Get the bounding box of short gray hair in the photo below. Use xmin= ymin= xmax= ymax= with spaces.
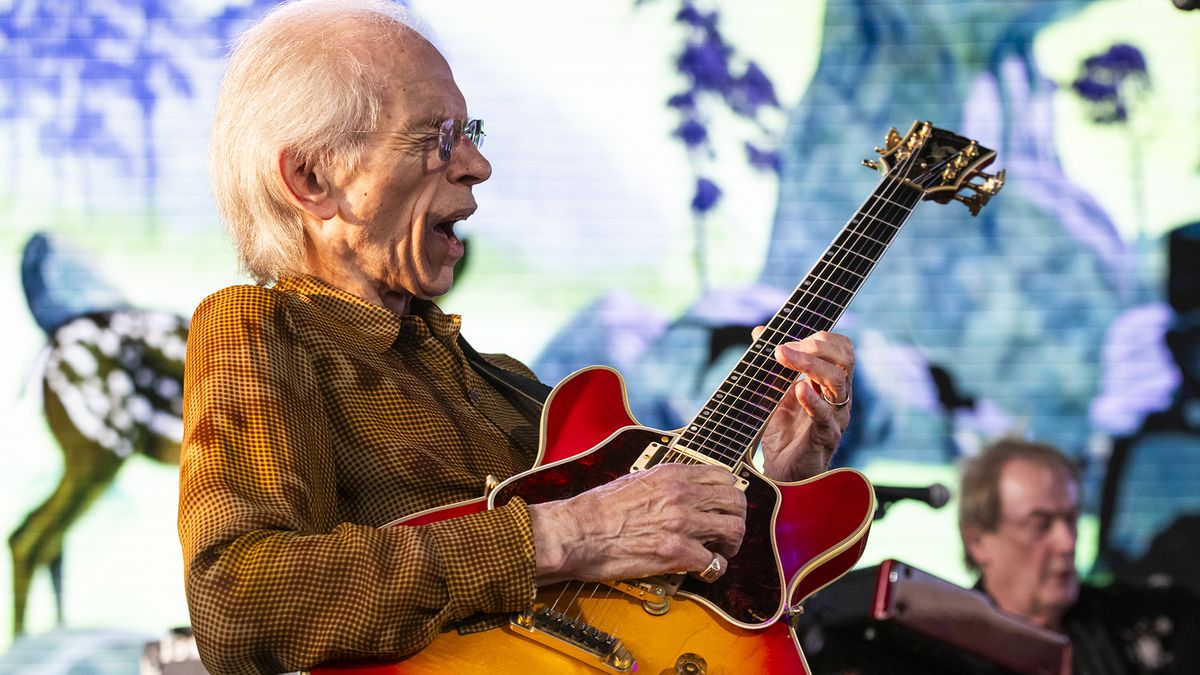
xmin=209 ymin=0 xmax=433 ymax=283
xmin=958 ymin=437 xmax=1081 ymax=573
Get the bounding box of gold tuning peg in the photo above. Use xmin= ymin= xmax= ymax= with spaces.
xmin=862 ymin=159 xmax=880 ymax=170
xmin=885 ymin=128 xmax=902 ymax=150
xmin=975 ymin=169 xmax=1006 ymax=196
xmin=874 ymin=146 xmax=887 ymax=155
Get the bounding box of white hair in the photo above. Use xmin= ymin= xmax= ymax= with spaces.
xmin=209 ymin=0 xmax=435 ymax=283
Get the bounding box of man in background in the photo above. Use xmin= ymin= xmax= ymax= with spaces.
xmin=959 ymin=438 xmax=1200 ymax=674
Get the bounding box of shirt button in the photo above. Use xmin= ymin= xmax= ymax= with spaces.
xmin=468 ymin=388 xmax=481 ymax=403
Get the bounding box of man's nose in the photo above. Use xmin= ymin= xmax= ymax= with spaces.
xmin=447 ymin=137 xmax=491 ymax=186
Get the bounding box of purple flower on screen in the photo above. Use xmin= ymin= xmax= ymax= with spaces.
xmin=667 ymin=91 xmax=697 ymax=110
xmin=1071 ymin=43 xmax=1149 ymax=125
xmin=675 ymin=4 xmax=719 ymax=33
xmin=745 ymin=142 xmax=781 ymax=173
xmin=675 ymin=118 xmax=709 ymax=148
xmin=728 ymin=62 xmax=778 ymax=116
xmin=691 ymin=177 xmax=722 ymax=214
xmin=677 ymin=40 xmax=732 ymax=92
xmin=1089 ymin=43 xmax=1147 ymax=77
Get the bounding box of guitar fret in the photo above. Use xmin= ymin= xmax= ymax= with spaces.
xmin=811 ymin=265 xmax=868 ymax=291
xmin=720 ymin=375 xmax=788 ymax=413
xmin=845 ymin=228 xmax=887 ymax=247
xmin=698 ymin=400 xmax=775 ymax=430
xmin=783 ymin=301 xmax=839 ymax=327
xmin=871 ymin=194 xmax=914 ymax=211
xmin=817 ymin=259 xmax=866 ymax=281
xmin=707 ymin=388 xmax=779 ymax=419
xmin=686 ymin=425 xmax=756 ymax=455
xmin=682 ymin=161 xmax=931 ymax=466
xmin=732 ymin=362 xmax=793 ymax=395
xmin=798 ymin=281 xmax=851 ymax=308
xmin=682 ymin=423 xmax=755 ymax=457
xmin=857 ymin=211 xmax=902 ymax=230
xmin=765 ymin=318 xmax=821 ymax=342
xmin=715 ymin=372 xmax=792 ymax=403
xmin=688 ymin=412 xmax=760 ymax=444
xmin=830 ymin=242 xmax=883 ymax=265
xmin=716 ymin=393 xmax=784 ymax=422
xmin=799 ymin=275 xmax=855 ymax=298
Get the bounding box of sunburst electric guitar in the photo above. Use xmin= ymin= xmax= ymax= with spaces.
xmin=312 ymin=122 xmax=1004 ymax=675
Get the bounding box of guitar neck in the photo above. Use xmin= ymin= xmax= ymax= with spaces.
xmin=674 ymin=176 xmax=925 ymax=469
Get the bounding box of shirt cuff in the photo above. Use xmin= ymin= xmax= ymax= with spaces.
xmin=424 ymin=496 xmax=537 ymax=619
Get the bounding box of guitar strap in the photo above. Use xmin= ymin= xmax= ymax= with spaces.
xmin=456 ymin=335 xmax=551 ymax=412
xmin=453 ymin=335 xmax=551 ymax=636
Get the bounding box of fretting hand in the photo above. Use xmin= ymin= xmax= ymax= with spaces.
xmin=757 ymin=329 xmax=854 ymax=483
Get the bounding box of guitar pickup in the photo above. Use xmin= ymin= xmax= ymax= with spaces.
xmin=630 ymin=442 xmax=751 ymax=492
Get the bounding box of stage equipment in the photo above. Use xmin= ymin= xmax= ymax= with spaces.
xmin=793 ymin=559 xmax=1071 ymax=675
xmin=873 ymin=483 xmax=950 ymax=520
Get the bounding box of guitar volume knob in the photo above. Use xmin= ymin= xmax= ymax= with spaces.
xmin=674 ymin=652 xmax=708 ymax=675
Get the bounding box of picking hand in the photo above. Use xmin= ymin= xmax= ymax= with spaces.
xmin=528 ymin=463 xmax=747 ymax=585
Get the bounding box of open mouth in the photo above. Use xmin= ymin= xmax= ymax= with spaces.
xmin=433 ymin=220 xmax=459 ymax=240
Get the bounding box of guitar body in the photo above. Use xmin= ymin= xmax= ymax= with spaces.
xmin=315 ymin=367 xmax=874 ymax=675
xmin=316 ymin=591 xmax=808 ymax=675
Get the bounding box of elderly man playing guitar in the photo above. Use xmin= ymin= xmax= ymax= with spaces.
xmin=179 ymin=1 xmax=858 ymax=673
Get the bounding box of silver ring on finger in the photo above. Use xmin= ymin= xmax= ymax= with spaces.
xmin=820 ymin=389 xmax=851 ymax=410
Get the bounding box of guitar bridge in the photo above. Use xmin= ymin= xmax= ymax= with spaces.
xmin=509 ymin=607 xmax=636 ymax=672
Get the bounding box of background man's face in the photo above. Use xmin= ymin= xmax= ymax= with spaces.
xmin=968 ymin=458 xmax=1080 ymax=628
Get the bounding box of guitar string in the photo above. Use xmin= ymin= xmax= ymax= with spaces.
xmin=680 ymin=141 xmax=932 ymax=472
xmin=573 ymin=448 xmax=707 ymax=641
xmin=629 ymin=152 xmax=928 ymax=636
xmin=543 ymin=139 xmax=961 ymax=645
xmin=638 ymin=150 xmax=931 ymax=633
xmin=648 ymin=150 xmax=945 ymax=643
xmin=667 ymin=248 xmax=884 ymax=503
xmin=704 ymin=149 xmax=954 ymax=486
xmin=547 ymin=455 xmax=699 ymax=642
xmin=730 ymin=143 xmax=956 ymax=456
xmin=721 ymin=155 xmax=940 ymax=467
xmin=546 ymin=447 xmax=705 ymax=641
xmin=750 ymin=151 xmax=954 ymax=397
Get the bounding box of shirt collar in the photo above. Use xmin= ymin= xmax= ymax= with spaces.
xmin=273 ymin=275 xmax=463 ymax=353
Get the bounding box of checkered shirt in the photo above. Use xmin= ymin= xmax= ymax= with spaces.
xmin=179 ymin=275 xmax=542 ymax=674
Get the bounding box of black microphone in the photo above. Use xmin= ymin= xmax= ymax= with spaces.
xmin=873 ymin=483 xmax=951 ymax=510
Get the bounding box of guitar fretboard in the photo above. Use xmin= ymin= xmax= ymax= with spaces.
xmin=672 ymin=176 xmax=925 ymax=469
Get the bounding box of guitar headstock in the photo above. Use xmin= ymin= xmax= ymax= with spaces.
xmin=862 ymin=121 xmax=1004 ymax=216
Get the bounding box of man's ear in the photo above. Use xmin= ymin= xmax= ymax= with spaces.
xmin=279 ymin=149 xmax=338 ymax=221
xmin=962 ymin=526 xmax=993 ymax=569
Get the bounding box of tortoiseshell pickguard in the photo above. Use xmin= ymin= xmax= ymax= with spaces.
xmin=491 ymin=427 xmax=785 ymax=626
